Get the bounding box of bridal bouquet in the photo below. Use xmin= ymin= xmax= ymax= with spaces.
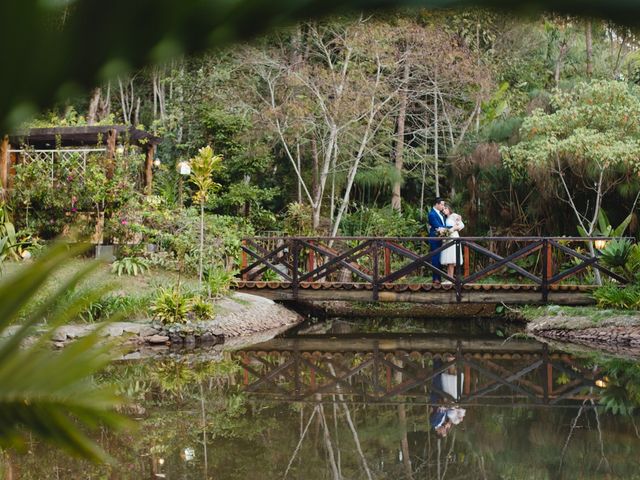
xmin=437 ymin=228 xmax=451 ymax=238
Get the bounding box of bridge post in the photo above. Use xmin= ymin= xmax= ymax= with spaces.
xmin=372 ymin=240 xmax=379 ymax=301
xmin=241 ymin=240 xmax=248 ymax=281
xmin=307 ymin=240 xmax=315 ymax=273
xmin=291 ymin=239 xmax=299 ymax=300
xmin=546 ymin=241 xmax=553 ymax=284
xmin=541 ymin=239 xmax=549 ymax=302
xmin=384 ymin=244 xmax=391 ymax=276
xmin=463 ymin=244 xmax=470 ymax=277
xmin=542 ymin=344 xmax=550 ymax=404
xmin=455 ymin=239 xmax=462 ymax=303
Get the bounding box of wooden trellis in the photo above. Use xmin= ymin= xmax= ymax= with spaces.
xmin=10 ymin=148 xmax=106 ymax=185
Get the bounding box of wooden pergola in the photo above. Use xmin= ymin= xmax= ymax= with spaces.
xmin=0 ymin=125 xmax=161 ymax=195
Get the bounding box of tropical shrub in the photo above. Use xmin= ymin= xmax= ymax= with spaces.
xmin=189 ymin=145 xmax=223 ymax=283
xmin=11 ymin=151 xmax=139 ymax=240
xmin=150 ymin=288 xmax=217 ymax=324
xmin=592 ymin=284 xmax=640 ymax=310
xmin=626 ymin=244 xmax=640 ymax=284
xmin=111 ymin=198 xmax=251 ymax=275
xmin=205 ymin=266 xmax=237 ymax=298
xmin=599 ymin=239 xmax=632 ymax=268
xmin=189 ymin=295 xmax=215 ymax=320
xmin=598 ymin=359 xmax=640 ymax=416
xmin=340 ymin=206 xmax=421 ymax=237
xmin=599 ymin=239 xmax=639 ymax=284
xmin=261 ymin=268 xmax=280 ymax=281
xmin=0 ymin=203 xmax=20 ymax=270
xmin=151 ymin=288 xmax=191 ymax=325
xmin=111 ymin=256 xmax=149 ymax=276
xmin=79 ymin=293 xmax=152 ymax=323
xmin=283 ymin=202 xmax=314 ymax=236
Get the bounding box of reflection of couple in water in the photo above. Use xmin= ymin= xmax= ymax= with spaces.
xmin=429 ymin=356 xmax=466 ymax=437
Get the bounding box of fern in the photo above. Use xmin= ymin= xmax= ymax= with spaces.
xmin=111 ymin=256 xmax=149 ymax=276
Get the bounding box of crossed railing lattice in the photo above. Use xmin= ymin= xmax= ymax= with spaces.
xmin=235 ymin=344 xmax=602 ymax=406
xmin=238 ymin=236 xmax=631 ymax=302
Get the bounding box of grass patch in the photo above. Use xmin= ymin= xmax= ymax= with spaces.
xmin=521 ymin=304 xmax=640 ymax=330
xmin=230 ymin=294 xmax=252 ymax=307
xmin=3 ymin=259 xmax=201 ymax=323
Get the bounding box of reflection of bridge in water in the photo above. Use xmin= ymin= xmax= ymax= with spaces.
xmin=235 ymin=336 xmax=603 ymax=407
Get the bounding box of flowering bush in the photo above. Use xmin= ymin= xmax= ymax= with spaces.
xmin=10 ymin=151 xmax=139 ymax=240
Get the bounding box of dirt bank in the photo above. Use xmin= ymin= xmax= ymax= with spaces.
xmin=30 ymin=292 xmax=303 ymax=348
xmin=525 ymin=307 xmax=640 ymax=357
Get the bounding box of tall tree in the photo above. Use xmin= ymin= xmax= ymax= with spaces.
xmin=391 ymin=44 xmax=411 ymax=212
xmin=502 ymin=80 xmax=640 ymax=255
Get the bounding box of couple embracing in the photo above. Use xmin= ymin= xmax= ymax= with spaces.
xmin=427 ymin=197 xmax=465 ymax=284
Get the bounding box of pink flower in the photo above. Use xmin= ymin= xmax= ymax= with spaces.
xmin=71 ymin=207 xmax=78 ymax=213
xmin=121 ymin=219 xmax=128 ymax=225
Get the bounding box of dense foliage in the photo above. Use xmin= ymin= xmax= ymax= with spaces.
xmin=11 ymin=12 xmax=637 ymax=240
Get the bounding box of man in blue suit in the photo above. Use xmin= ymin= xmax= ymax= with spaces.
xmin=428 ymin=197 xmax=446 ymax=284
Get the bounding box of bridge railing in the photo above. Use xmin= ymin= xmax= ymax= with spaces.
xmin=235 ymin=342 xmax=602 ymax=406
xmin=238 ymin=236 xmax=632 ymax=301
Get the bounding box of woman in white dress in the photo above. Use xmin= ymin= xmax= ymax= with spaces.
xmin=440 ymin=205 xmax=464 ymax=283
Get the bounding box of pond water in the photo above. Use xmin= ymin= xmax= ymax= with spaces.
xmin=6 ymin=318 xmax=640 ymax=479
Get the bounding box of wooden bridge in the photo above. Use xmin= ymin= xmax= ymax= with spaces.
xmin=235 ymin=335 xmax=603 ymax=407
xmin=236 ymin=236 xmax=629 ymax=305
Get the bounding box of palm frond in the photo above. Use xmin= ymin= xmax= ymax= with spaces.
xmin=0 ymin=244 xmax=130 ymax=463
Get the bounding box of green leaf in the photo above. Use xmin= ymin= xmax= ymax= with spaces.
xmin=612 ymin=213 xmax=633 ymax=237
xmin=0 ymin=244 xmax=130 ymax=463
xmin=598 ymin=208 xmax=611 ymax=235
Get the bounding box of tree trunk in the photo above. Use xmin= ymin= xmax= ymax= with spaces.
xmin=199 ymin=202 xmax=205 ymax=284
xmin=434 ymin=85 xmax=440 ymax=198
xmin=97 ymin=82 xmax=111 ymax=121
xmin=296 ymin=142 xmax=303 ymax=204
xmin=134 ymin=97 xmax=141 ymax=126
xmin=391 ymin=49 xmax=410 ymax=212
xmin=311 ymin=136 xmax=320 ymax=201
xmin=554 ymin=40 xmax=569 ymax=87
xmin=87 ymin=88 xmax=101 ymax=125
xmin=585 ymin=20 xmax=593 ymax=77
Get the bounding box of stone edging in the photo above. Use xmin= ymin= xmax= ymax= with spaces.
xmin=37 ymin=292 xmax=302 ymax=348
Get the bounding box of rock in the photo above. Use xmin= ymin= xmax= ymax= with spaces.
xmin=122 ymin=351 xmax=142 ymax=360
xmin=122 ymin=324 xmax=144 ymax=335
xmin=139 ymin=326 xmax=160 ymax=337
xmin=51 ymin=330 xmax=68 ymax=342
xmin=147 ymin=334 xmax=169 ymax=345
xmin=184 ymin=335 xmax=196 ymax=346
xmin=52 ymin=325 xmax=91 ymax=341
xmin=105 ymin=325 xmax=124 ymax=337
xmin=200 ymin=332 xmax=214 ymax=343
xmin=169 ymin=333 xmax=182 ymax=344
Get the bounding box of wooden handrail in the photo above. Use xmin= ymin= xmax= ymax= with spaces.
xmin=236 ymin=236 xmax=635 ymax=303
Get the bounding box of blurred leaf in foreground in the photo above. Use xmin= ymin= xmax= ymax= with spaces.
xmin=0 ymin=244 xmax=129 ymax=463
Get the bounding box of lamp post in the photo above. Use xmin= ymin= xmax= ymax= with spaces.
xmin=176 ymin=160 xmax=191 ymax=208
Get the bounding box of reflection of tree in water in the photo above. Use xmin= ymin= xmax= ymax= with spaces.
xmin=4 ymin=355 xmax=640 ymax=479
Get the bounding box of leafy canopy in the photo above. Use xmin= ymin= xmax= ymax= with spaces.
xmin=502 ymin=80 xmax=640 ymax=177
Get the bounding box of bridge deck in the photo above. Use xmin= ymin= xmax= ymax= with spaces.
xmin=235 ymin=280 xmax=596 ymax=305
